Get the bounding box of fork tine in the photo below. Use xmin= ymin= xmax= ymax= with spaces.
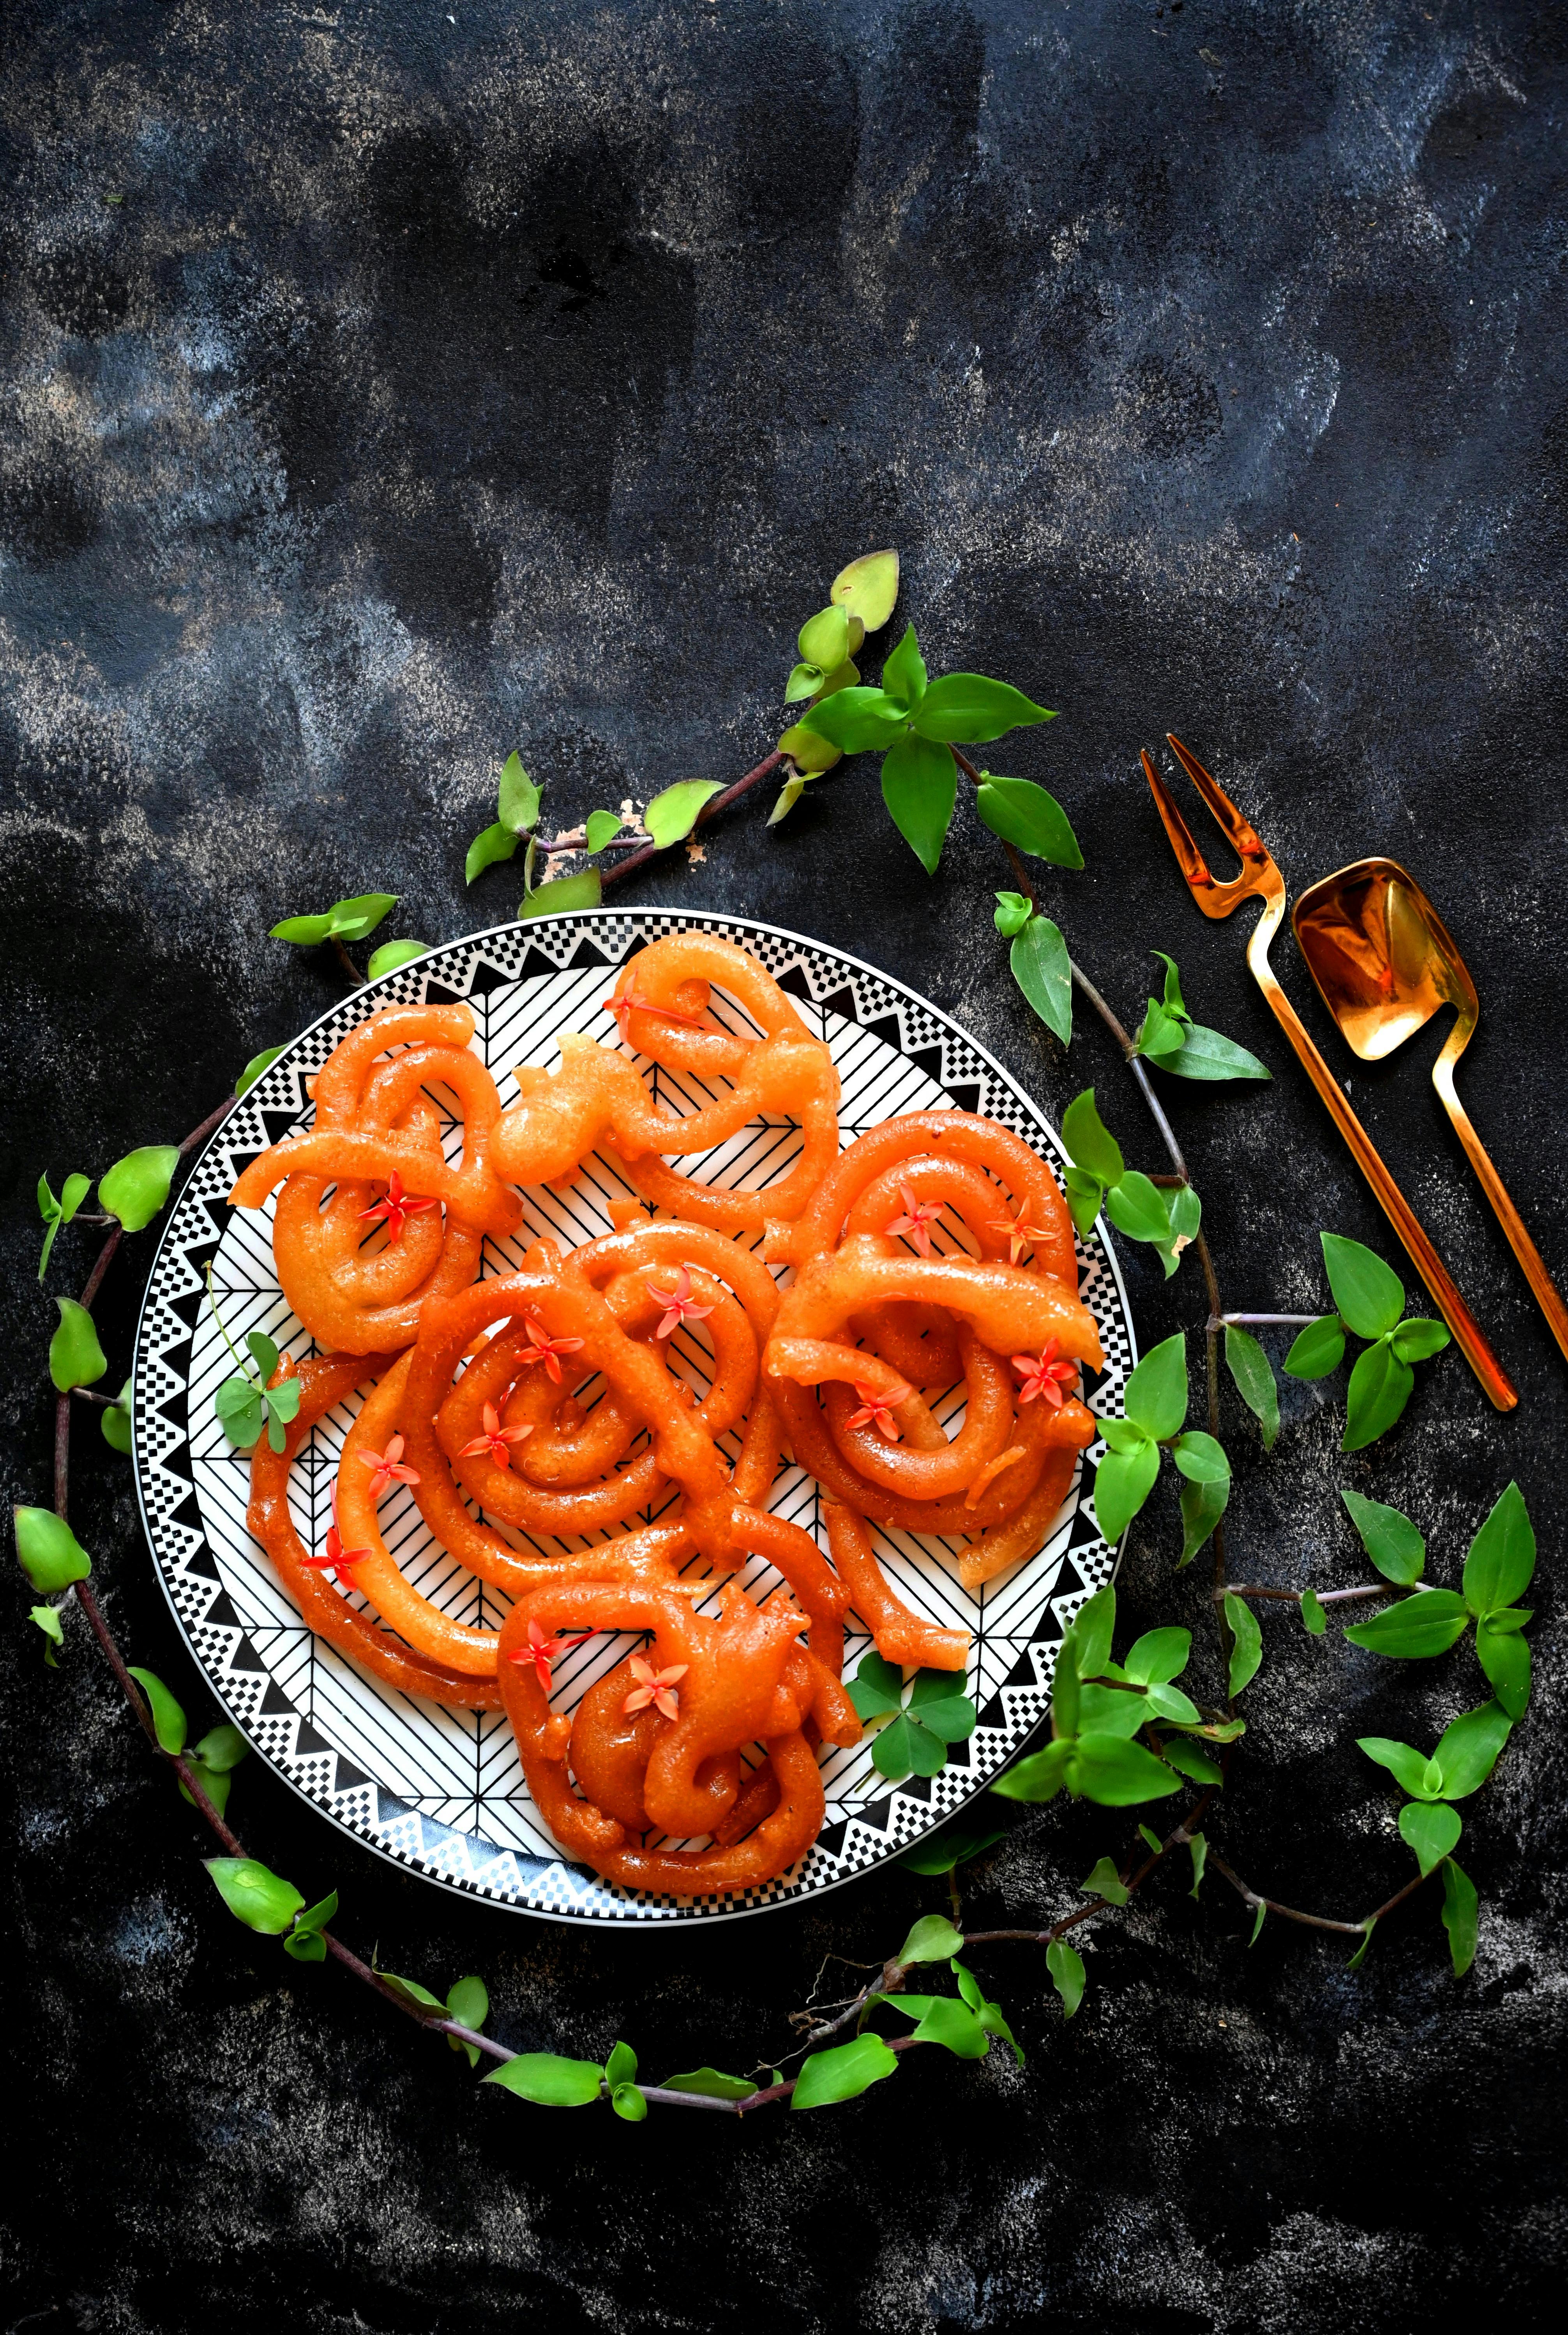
xmin=1165 ymin=733 xmax=1266 ymax=860
xmin=1140 ymin=748 xmax=1216 ymax=894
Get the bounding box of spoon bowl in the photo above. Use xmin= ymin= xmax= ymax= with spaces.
xmin=1294 ymin=856 xmax=1568 ymax=1367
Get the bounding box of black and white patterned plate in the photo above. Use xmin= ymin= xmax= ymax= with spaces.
xmin=131 ymin=913 xmax=1135 ymax=1924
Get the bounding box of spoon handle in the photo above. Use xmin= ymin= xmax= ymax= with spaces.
xmin=1433 ymin=1037 xmax=1568 ymax=1368
xmin=1243 ymin=903 xmax=1519 ymax=1413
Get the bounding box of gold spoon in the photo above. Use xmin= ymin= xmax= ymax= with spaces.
xmin=1293 ymin=856 xmax=1568 ymax=1367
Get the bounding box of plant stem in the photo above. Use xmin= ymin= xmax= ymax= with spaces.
xmin=1213 ymin=1313 xmax=1316 ymax=1329
xmin=331 ymin=936 xmax=364 ymax=987
xmin=1207 ymin=1848 xmax=1431 ymax=1939
xmin=1219 ymin=1582 xmax=1386 ymax=1606
xmin=599 ymin=750 xmax=784 ymax=893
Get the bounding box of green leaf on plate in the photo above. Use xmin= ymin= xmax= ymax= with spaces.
xmin=846 ymin=1651 xmax=904 ymax=1721
xmin=871 ymin=1711 xmax=950 ymax=1782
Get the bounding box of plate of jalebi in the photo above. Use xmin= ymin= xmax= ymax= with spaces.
xmin=131 ymin=914 xmax=1136 ymax=1922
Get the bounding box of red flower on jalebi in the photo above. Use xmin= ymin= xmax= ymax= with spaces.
xmin=604 ymin=982 xmax=707 ymax=1039
xmin=458 ymin=1401 xmax=533 ymax=1468
xmin=358 ymin=1432 xmax=420 ymax=1500
xmin=622 ymin=1654 xmax=687 ymax=1722
xmin=884 ymin=1179 xmax=943 ymax=1258
xmin=357 ymin=1169 xmax=437 ymax=1246
xmin=644 ymin=1264 xmax=714 ymax=1341
xmin=987 ymin=1203 xmax=1055 ymax=1266
xmin=507 ymin=1617 xmax=596 ymax=1697
xmin=515 ymin=1313 xmax=585 ymax=1386
xmin=1011 ymin=1338 xmax=1079 ymax=1409
xmin=300 ymin=1486 xmax=373 ymax=1577
xmin=845 ymin=1376 xmax=913 ymax=1442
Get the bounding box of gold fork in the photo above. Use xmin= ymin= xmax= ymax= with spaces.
xmin=1141 ymin=734 xmax=1517 ymax=1413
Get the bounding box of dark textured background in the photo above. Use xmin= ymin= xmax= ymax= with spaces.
xmin=4 ymin=2 xmax=1566 ymax=2328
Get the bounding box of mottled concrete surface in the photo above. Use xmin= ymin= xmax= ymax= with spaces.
xmin=3 ymin=1 xmax=1566 ymax=2327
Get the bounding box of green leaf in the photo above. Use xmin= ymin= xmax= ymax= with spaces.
xmin=645 ymin=781 xmax=723 ymax=849
xmin=785 ymin=661 xmax=827 ymax=704
xmin=127 ymin=1667 xmax=187 ymax=1756
xmin=1135 ymin=1000 xmax=1187 ymax=1065
xmin=1284 ymin=1314 xmax=1346 ymax=1379
xmin=214 ymin=1375 xmax=263 ymax=1450
xmin=269 ymin=911 xmax=334 ymax=944
xmin=768 ymin=772 xmax=810 ymax=824
xmin=1224 ymin=1326 xmax=1280 ymax=1450
xmin=1301 ymin=1589 xmax=1327 ymax=1635
xmin=1178 ymin=1474 xmax=1230 ymax=1568
xmin=1223 ymin=1593 xmax=1263 ymax=1696
xmin=1062 ymin=1090 xmax=1124 ymax=1185
xmin=1078 ymin=1681 xmax=1153 ymax=1740
xmin=1123 ymin=1628 xmax=1191 ymax=1686
xmin=611 ymin=2081 xmax=648 ymax=2122
xmin=14 ymin=1506 xmax=92 ymax=1592
xmin=1093 ymin=1438 xmax=1161 ymax=1545
xmin=1045 ymin=1939 xmax=1085 ymax=2017
xmin=1357 ymin=1735 xmax=1444 ymax=1799
xmin=1105 ymin=1172 xmax=1177 ymax=1251
xmin=375 ymin=1969 xmax=447 ymax=2014
xmin=284 ymin=1889 xmax=339 ymax=1960
xmin=992 ymin=890 xmax=1032 ymax=938
xmin=1347 ymin=1920 xmax=1376 ymax=1972
xmin=906 ymin=1670 xmax=977 ymax=1743
xmin=497 ymin=751 xmax=541 ymax=835
xmin=798 ymin=603 xmax=852 ymax=673
xmin=235 ymin=1046 xmax=285 ymax=1098
xmin=1171 ymin=1430 xmax=1230 ymax=1485
xmin=897 ymin=1915 xmax=966 ymax=1967
xmin=1079 ymin=1855 xmax=1130 ymax=1905
xmin=466 ymin=821 xmax=519 ymax=882
xmin=484 ymin=2053 xmax=605 ymax=2106
xmin=447 ymin=1975 xmax=489 ymax=2037
xmin=518 ymin=871 xmax=602 ymax=921
xmin=1432 ymin=1701 xmax=1512 ymax=1798
xmin=846 ymin=1651 xmax=904 ymax=1722
xmin=204 ymin=1858 xmax=305 ymax=1936
xmin=1320 ymin=1233 xmax=1405 ymax=1340
xmin=98 ymin=1145 xmax=180 ymax=1234
xmin=830 ymin=548 xmax=900 ymax=631
xmin=604 ymin=2040 xmax=638 ymax=2090
xmin=880 ymin=731 xmax=957 ymax=874
xmin=31 ymin=1603 xmax=65 ymax=1666
xmin=1340 ymin=1489 xmax=1425 ymax=1584
xmin=660 ymin=2067 xmax=759 ymax=2101
xmin=905 ymin=1996 xmax=989 ymax=2058
xmin=191 ymin=1724 xmax=248 ymax=1773
xmin=911 ymin=673 xmax=1056 ymax=746
xmin=1160 ymin=1736 xmax=1224 ymax=1785
xmin=293 ymin=1890 xmax=337 ymax=1938
xmin=584 ymin=809 xmax=623 ymax=853
xmin=1155 ymin=1023 xmax=1270 ymax=1082
xmin=366 ymin=940 xmax=427 ymax=979
xmin=36 ymin=1169 xmax=92 ymax=1281
xmin=1123 ymin=1334 xmax=1188 ymax=1441
xmin=871 ymin=1711 xmax=949 ymax=1782
xmin=1008 ymin=913 xmax=1073 ymax=1044
xmin=897 ymin=1817 xmax=1009 ymax=1875
xmin=1051 ymin=1632 xmax=1081 ymax=1736
xmin=1248 ymin=1902 xmax=1267 ymax=1946
xmin=326 ymin=893 xmax=397 ymax=943
xmin=879 ymin=623 xmax=927 ymax=711
xmin=991 ymin=1739 xmax=1074 ymax=1803
xmin=1068 ymin=1584 xmax=1116 ymax=1680
xmin=1474 ymin=1617 xmax=1531 ymax=1718
xmin=1343 ymin=1588 xmax=1470 ymax=1660
xmin=1399 ymin=1800 xmax=1461 ymax=1878
xmin=1342 ymin=1339 xmax=1415 ymax=1452
xmin=1187 ymin=1832 xmax=1208 ymax=1897
xmin=49 ymin=1297 xmax=107 ymax=1392
xmin=1071 ymin=1733 xmax=1185 ymax=1805
xmin=1461 ymin=1481 xmax=1535 ymax=1617
xmin=1440 ymin=1857 xmax=1478 ymax=1976
xmin=265 ymin=1376 xmax=302 ymax=1428
xmin=246 ymin=1330 xmax=279 ymax=1381
xmin=1061 ymin=1163 xmax=1104 ymax=1237
xmin=1391 ymin=1318 xmax=1450 ymax=1364
xmin=791 ymin=2033 xmax=899 ymax=2109
xmin=798 ymin=685 xmax=909 ymax=755
xmin=777 ymin=721 xmax=842 ymax=775
xmin=976 ymin=775 xmax=1083 ymax=869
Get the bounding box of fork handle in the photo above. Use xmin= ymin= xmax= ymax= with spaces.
xmin=1433 ymin=1028 xmax=1568 ymax=1368
xmin=1245 ymin=908 xmax=1519 ymax=1413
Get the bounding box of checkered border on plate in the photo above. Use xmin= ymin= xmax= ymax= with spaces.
xmin=132 ymin=912 xmax=1137 ymax=1925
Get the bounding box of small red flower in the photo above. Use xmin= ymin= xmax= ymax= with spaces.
xmin=300 ymin=1486 xmax=373 ymax=1577
xmin=845 ymin=1376 xmax=913 ymax=1442
xmin=622 ymin=1654 xmax=687 ymax=1722
xmin=358 ymin=1432 xmax=420 ymax=1500
xmin=604 ymin=982 xmax=707 ymax=1039
xmin=884 ymin=1179 xmax=943 ymax=1257
xmin=516 ymin=1312 xmax=585 ymax=1385
xmin=1011 ymin=1338 xmax=1079 ymax=1409
xmin=357 ymin=1169 xmax=437 ymax=1246
xmin=458 ymin=1401 xmax=533 ymax=1468
xmin=644 ymin=1263 xmax=714 ymax=1340
xmin=507 ymin=1617 xmax=596 ymax=1698
xmin=987 ymin=1204 xmax=1054 ymax=1266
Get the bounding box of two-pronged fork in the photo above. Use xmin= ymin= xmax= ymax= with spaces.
xmin=1141 ymin=734 xmax=1517 ymax=1414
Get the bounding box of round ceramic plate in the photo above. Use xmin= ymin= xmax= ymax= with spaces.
xmin=131 ymin=911 xmax=1136 ymax=1925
